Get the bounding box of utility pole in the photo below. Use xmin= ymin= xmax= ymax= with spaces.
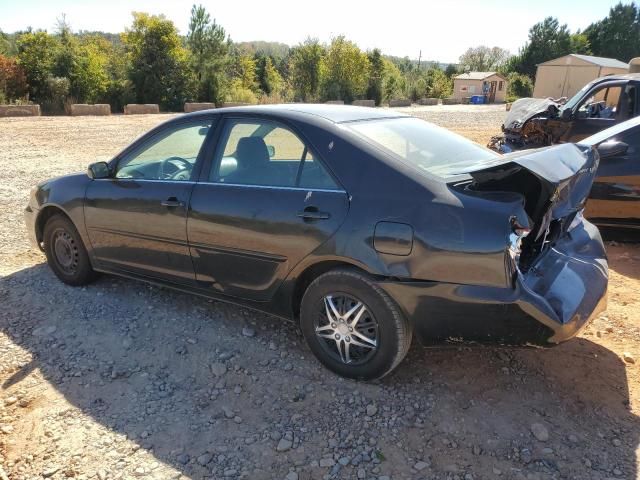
xmin=417 ymin=50 xmax=422 ymax=70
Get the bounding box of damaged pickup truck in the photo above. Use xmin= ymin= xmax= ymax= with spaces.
xmin=489 ymin=74 xmax=640 ymax=152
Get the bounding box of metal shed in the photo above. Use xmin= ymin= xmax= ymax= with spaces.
xmin=533 ymin=54 xmax=628 ymax=99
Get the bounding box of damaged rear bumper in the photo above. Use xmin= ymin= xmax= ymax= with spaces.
xmin=378 ymin=219 xmax=608 ymax=346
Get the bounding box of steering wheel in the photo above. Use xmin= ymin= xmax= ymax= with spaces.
xmin=159 ymin=156 xmax=192 ymax=180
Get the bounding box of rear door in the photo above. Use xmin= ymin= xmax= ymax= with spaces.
xmin=188 ymin=116 xmax=349 ymax=301
xmin=585 ymin=124 xmax=640 ymax=228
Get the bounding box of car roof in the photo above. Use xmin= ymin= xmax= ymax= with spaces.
xmin=590 ymin=73 xmax=640 ymax=84
xmin=184 ymin=104 xmax=408 ymax=124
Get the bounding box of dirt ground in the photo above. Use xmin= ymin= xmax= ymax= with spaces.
xmin=1 ymin=104 xmax=640 ymax=480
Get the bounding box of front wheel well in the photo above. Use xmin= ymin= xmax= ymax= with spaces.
xmin=36 ymin=206 xmax=71 ymax=246
xmin=291 ymin=260 xmax=371 ymax=319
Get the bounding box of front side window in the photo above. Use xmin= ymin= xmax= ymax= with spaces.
xmin=576 ymin=85 xmax=622 ymax=120
xmin=211 ymin=119 xmax=339 ymax=189
xmin=116 ymin=121 xmax=212 ymax=181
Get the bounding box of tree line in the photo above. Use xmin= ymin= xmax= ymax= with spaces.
xmin=1 ymin=2 xmax=639 ymax=112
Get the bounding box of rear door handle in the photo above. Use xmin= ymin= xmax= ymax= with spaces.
xmin=161 ymin=197 xmax=184 ymax=208
xmin=297 ymin=208 xmax=330 ymax=220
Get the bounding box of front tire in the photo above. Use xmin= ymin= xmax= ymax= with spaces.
xmin=43 ymin=214 xmax=98 ymax=286
xmin=300 ymin=268 xmax=412 ymax=380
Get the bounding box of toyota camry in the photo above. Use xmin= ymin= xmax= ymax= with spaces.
xmin=25 ymin=105 xmax=608 ymax=380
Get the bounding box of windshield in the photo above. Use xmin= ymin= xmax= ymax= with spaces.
xmin=563 ymin=81 xmax=596 ymax=112
xmin=346 ymin=117 xmax=498 ymax=178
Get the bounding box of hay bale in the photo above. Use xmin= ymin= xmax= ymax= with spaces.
xmin=70 ymin=104 xmax=111 ymax=116
xmin=442 ymin=98 xmax=461 ymax=105
xmin=0 ymin=104 xmax=41 ymax=117
xmin=417 ymin=98 xmax=439 ymax=106
xmin=221 ymin=102 xmax=250 ymax=108
xmin=351 ymin=99 xmax=376 ymax=107
xmin=388 ymin=99 xmax=411 ymax=107
xmin=124 ymin=104 xmax=160 ymax=115
xmin=184 ymin=102 xmax=216 ymax=113
xmin=325 ymin=100 xmax=345 ymax=105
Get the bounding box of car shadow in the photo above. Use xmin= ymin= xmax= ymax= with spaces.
xmin=1 ymin=263 xmax=638 ymax=479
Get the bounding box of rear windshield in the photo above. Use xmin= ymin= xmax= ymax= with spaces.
xmin=345 ymin=117 xmax=498 ymax=178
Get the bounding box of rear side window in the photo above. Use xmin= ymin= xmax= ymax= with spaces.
xmin=211 ymin=119 xmax=340 ymax=190
xmin=346 ymin=117 xmax=497 ymax=178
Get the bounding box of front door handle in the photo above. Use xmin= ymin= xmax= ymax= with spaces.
xmin=161 ymin=197 xmax=184 ymax=208
xmin=297 ymin=206 xmax=330 ymax=220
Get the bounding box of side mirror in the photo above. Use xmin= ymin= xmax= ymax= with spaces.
xmin=87 ymin=161 xmax=111 ymax=179
xmin=560 ymin=108 xmax=572 ymax=121
xmin=597 ymin=140 xmax=628 ymax=159
xmin=266 ymin=145 xmax=276 ymax=158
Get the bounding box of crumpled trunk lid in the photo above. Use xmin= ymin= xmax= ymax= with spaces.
xmin=457 ymin=143 xmax=600 ymax=270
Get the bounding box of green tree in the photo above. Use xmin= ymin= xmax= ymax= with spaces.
xmin=507 ymin=17 xmax=572 ymax=77
xmin=506 ymin=72 xmax=533 ymax=99
xmin=585 ymin=2 xmax=640 ymax=62
xmin=458 ymin=46 xmax=510 ymax=71
xmin=289 ymin=38 xmax=324 ymax=101
xmin=444 ymin=63 xmax=458 ymax=77
xmin=17 ymin=31 xmax=60 ymax=102
xmin=382 ymin=58 xmax=404 ymax=101
xmin=570 ymin=32 xmax=592 ymax=55
xmin=0 ymin=30 xmax=10 ymax=56
xmin=187 ymin=4 xmax=229 ymax=104
xmin=320 ymin=36 xmax=370 ymax=103
xmin=426 ymin=68 xmax=452 ymax=99
xmin=256 ymin=55 xmax=284 ymax=96
xmin=366 ymin=48 xmax=384 ymax=105
xmin=123 ymin=12 xmax=195 ymax=111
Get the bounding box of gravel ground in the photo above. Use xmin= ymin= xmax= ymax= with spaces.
xmin=1 ymin=105 xmax=640 ymax=480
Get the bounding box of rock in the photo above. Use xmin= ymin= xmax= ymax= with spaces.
xmin=530 ymin=423 xmax=549 ymax=442
xmin=42 ymin=467 xmax=60 ymax=478
xmin=613 ymin=468 xmax=623 ymax=476
xmin=242 ymin=326 xmax=256 ymax=337
xmin=612 ymin=438 xmax=622 ymax=447
xmin=4 ymin=396 xmax=17 ymax=406
xmin=357 ymin=469 xmax=366 ymax=479
xmin=414 ymin=461 xmax=429 ymax=471
xmin=223 ymin=469 xmax=237 ymax=477
xmin=319 ymin=458 xmax=335 ymax=468
xmin=276 ymin=438 xmax=293 ymax=452
xmin=541 ymin=447 xmax=553 ymax=455
xmin=0 ymin=425 xmax=13 ymax=434
xmin=210 ymin=362 xmax=227 ymax=376
xmin=284 ymin=472 xmax=298 ymax=480
xmin=221 ymin=406 xmax=234 ymax=418
xmin=366 ymin=404 xmax=378 ymax=416
xmin=233 ymin=416 xmax=242 ymax=424
xmin=176 ymin=454 xmax=190 ymax=465
xmin=338 ymin=457 xmax=350 ymax=466
xmin=493 ymin=467 xmax=502 ymax=475
xmin=197 ymin=452 xmax=213 ymax=466
xmin=623 ymin=352 xmax=635 ymax=364
xmin=33 ymin=325 xmax=57 ymax=336
xmin=568 ymin=434 xmax=578 ymax=443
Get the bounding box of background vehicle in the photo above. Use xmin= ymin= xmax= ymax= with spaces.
xmin=25 ymin=105 xmax=608 ymax=380
xmin=581 ymin=116 xmax=640 ymax=230
xmin=489 ymin=74 xmax=640 ymax=152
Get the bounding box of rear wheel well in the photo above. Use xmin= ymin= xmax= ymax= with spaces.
xmin=36 ymin=206 xmax=71 ymax=246
xmin=292 ymin=260 xmax=370 ymax=319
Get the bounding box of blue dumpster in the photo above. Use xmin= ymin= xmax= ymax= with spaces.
xmin=471 ymin=95 xmax=485 ymax=104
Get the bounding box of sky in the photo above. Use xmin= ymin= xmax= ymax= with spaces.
xmin=0 ymin=0 xmax=627 ymax=63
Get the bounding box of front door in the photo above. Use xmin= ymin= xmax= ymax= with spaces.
xmin=85 ymin=118 xmax=214 ymax=284
xmin=586 ymin=123 xmax=640 ymax=228
xmin=565 ymin=83 xmax=629 ymax=143
xmin=188 ymin=117 xmax=349 ymax=301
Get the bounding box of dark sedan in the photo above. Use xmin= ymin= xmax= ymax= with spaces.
xmin=25 ymin=105 xmax=608 ymax=380
xmin=580 ymin=116 xmax=640 ymax=229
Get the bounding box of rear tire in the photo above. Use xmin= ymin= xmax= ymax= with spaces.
xmin=300 ymin=268 xmax=412 ymax=380
xmin=43 ymin=214 xmax=99 ymax=286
